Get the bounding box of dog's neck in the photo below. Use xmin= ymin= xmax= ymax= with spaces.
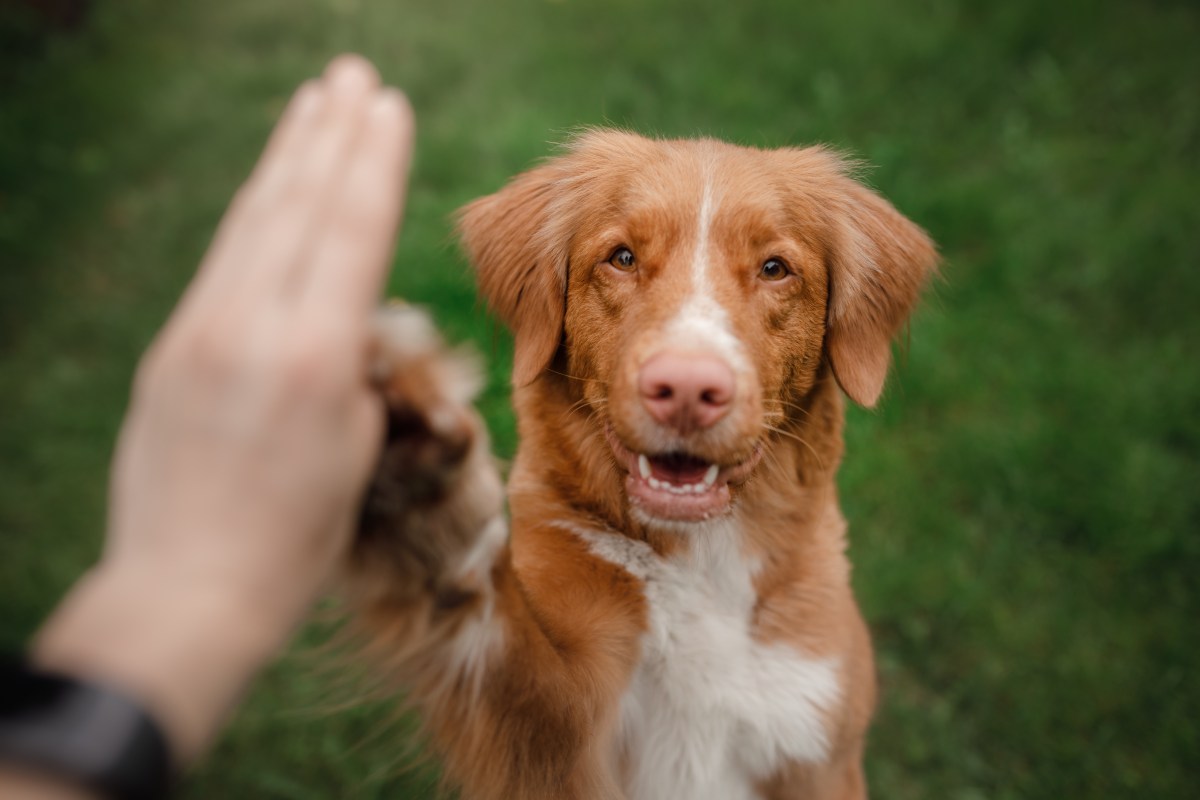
xmin=506 ymin=365 xmax=849 ymax=566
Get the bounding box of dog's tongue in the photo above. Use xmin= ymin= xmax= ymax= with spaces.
xmin=649 ymin=452 xmax=712 ymax=484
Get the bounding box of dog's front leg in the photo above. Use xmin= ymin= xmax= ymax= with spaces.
xmin=342 ymin=306 xmax=636 ymax=800
xmin=346 ymin=304 xmax=505 ymax=663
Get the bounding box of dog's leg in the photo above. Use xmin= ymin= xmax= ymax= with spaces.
xmin=342 ymin=305 xmax=637 ymax=800
xmin=349 ymin=304 xmax=504 ymax=628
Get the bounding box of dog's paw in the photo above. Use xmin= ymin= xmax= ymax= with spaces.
xmin=364 ymin=304 xmax=484 ymax=508
xmin=351 ymin=304 xmax=502 ymax=604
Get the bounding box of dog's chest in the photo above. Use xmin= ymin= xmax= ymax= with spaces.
xmin=577 ymin=524 xmax=841 ymax=800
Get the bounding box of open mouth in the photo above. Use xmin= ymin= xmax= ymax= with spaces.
xmin=605 ymin=425 xmax=762 ymax=522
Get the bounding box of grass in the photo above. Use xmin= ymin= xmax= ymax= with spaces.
xmin=2 ymin=0 xmax=1197 ymax=796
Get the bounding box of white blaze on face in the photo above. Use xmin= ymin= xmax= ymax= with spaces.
xmin=658 ymin=164 xmax=748 ymax=374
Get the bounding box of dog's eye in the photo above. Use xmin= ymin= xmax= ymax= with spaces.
xmin=759 ymin=258 xmax=789 ymax=281
xmin=609 ymin=247 xmax=636 ymax=272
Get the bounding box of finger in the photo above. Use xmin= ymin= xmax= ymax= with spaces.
xmin=175 ymin=81 xmax=326 ymax=318
xmin=296 ymin=87 xmax=415 ymax=318
xmin=240 ymin=81 xmax=327 ymax=214
xmin=229 ymin=55 xmax=382 ymax=301
xmin=187 ymin=56 xmax=383 ymax=317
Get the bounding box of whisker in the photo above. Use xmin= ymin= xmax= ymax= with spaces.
xmin=762 ymin=422 xmax=825 ymax=470
xmin=762 ymin=447 xmax=789 ymax=481
xmin=559 ymin=394 xmax=610 ymax=431
xmin=762 ymin=407 xmax=787 ymax=427
xmin=583 ymin=409 xmax=605 ymax=429
xmin=545 ymin=367 xmax=609 ymax=386
xmin=762 ymin=397 xmax=814 ymax=421
xmin=564 ymin=395 xmax=595 ymax=416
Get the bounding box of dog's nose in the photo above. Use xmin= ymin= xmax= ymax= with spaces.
xmin=638 ymin=351 xmax=735 ymax=433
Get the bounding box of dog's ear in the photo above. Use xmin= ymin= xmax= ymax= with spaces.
xmin=457 ymin=165 xmax=568 ymax=387
xmin=823 ymin=170 xmax=938 ymax=408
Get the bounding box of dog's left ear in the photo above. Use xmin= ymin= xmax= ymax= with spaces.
xmin=456 ymin=165 xmax=569 ymax=387
xmin=823 ymin=170 xmax=939 ymax=408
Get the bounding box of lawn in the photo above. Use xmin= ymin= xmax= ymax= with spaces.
xmin=1 ymin=0 xmax=1197 ymax=797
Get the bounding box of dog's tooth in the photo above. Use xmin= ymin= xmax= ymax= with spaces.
xmin=704 ymin=464 xmax=719 ymax=486
xmin=649 ymin=477 xmax=663 ymax=490
xmin=638 ymin=454 xmax=651 ymax=480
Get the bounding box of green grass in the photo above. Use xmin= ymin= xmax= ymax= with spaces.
xmin=2 ymin=0 xmax=1197 ymax=796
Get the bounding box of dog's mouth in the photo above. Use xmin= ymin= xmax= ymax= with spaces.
xmin=605 ymin=425 xmax=762 ymax=522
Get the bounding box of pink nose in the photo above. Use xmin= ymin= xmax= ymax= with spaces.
xmin=638 ymin=351 xmax=735 ymax=433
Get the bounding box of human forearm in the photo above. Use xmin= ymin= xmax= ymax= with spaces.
xmin=32 ymin=561 xmax=293 ymax=765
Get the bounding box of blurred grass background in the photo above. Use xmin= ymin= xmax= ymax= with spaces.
xmin=1 ymin=0 xmax=1197 ymax=796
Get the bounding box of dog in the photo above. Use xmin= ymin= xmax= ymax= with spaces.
xmin=347 ymin=129 xmax=937 ymax=800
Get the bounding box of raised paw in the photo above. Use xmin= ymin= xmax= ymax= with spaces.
xmin=349 ymin=304 xmax=503 ymax=612
xmin=363 ymin=303 xmax=484 ymax=511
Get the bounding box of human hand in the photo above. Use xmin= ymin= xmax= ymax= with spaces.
xmin=34 ymin=54 xmax=414 ymax=762
xmin=107 ymin=54 xmax=413 ymax=623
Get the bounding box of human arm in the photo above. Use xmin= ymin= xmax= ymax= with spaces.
xmin=1 ymin=53 xmax=413 ymax=796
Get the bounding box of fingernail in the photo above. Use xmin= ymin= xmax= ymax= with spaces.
xmin=290 ymin=81 xmax=323 ymax=116
xmin=371 ymin=88 xmax=413 ymax=124
xmin=326 ymin=54 xmax=379 ymax=94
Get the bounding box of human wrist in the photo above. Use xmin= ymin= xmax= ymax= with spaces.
xmin=31 ymin=559 xmax=305 ymax=764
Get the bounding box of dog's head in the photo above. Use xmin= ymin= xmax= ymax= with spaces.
xmin=459 ymin=130 xmax=936 ymax=524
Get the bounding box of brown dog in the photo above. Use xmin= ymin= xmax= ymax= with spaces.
xmin=347 ymin=130 xmax=937 ymax=800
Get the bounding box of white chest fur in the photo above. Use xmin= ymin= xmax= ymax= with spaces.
xmin=572 ymin=520 xmax=841 ymax=800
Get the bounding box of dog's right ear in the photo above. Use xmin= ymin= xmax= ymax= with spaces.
xmin=456 ymin=165 xmax=568 ymax=387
